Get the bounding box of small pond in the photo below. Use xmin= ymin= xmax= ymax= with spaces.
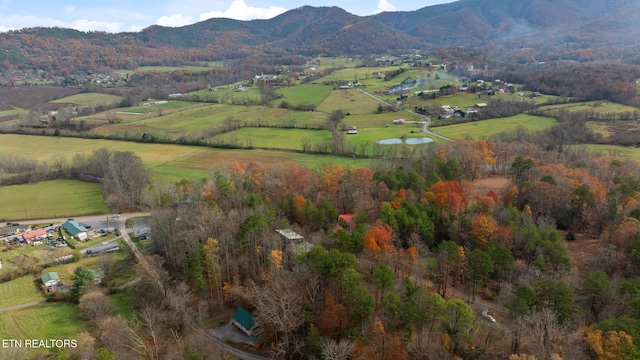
xmin=376 ymin=138 xmax=403 ymax=145
xmin=405 ymin=137 xmax=434 ymax=144
xmin=376 ymin=137 xmax=434 ymax=145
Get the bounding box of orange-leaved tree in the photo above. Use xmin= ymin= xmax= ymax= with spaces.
xmin=469 ymin=213 xmax=498 ymax=248
xmin=364 ymin=220 xmax=394 ymax=256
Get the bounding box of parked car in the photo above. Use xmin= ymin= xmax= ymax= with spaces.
xmin=484 ymin=314 xmax=496 ymax=323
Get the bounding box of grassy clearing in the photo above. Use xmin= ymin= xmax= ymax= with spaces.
xmin=276 ymin=84 xmax=334 ymax=106
xmin=50 ymin=93 xmax=122 ymax=107
xmin=537 ymin=100 xmax=640 ymax=114
xmin=110 ymin=291 xmax=136 ymax=319
xmin=106 ymin=105 xmax=328 ymax=136
xmin=578 ymin=144 xmax=640 ymax=160
xmin=1 ymin=303 xmax=86 ymax=339
xmin=342 ymin=111 xmax=422 ymax=128
xmin=216 ymin=128 xmax=332 ymax=150
xmin=431 ymin=114 xmax=557 ymax=139
xmin=0 ymin=275 xmax=45 ymax=308
xmin=0 ymin=107 xmax=28 ymax=117
xmin=186 ymin=86 xmax=263 ymax=104
xmin=313 ymin=56 xmax=361 ymax=70
xmin=315 ymin=65 xmax=404 ymax=83
xmin=0 ymin=179 xmax=108 ymax=221
xmin=317 ymin=89 xmax=380 ymax=115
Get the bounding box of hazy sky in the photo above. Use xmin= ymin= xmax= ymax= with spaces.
xmin=0 ymin=0 xmax=457 ymax=33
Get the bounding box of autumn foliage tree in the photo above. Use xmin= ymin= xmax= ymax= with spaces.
xmin=469 ymin=213 xmax=498 ymax=248
xmin=364 ymin=220 xmax=394 ymax=256
xmin=582 ymin=326 xmax=637 ymax=360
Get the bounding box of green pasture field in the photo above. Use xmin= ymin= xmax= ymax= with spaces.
xmin=111 ymin=105 xmax=327 ymax=134
xmin=0 ymin=135 xmax=374 ymax=183
xmin=315 ymin=66 xmax=406 ymax=83
xmin=313 ymin=56 xmax=361 ymax=70
xmin=316 ymin=89 xmax=381 ymax=115
xmin=346 ymin=128 xmax=437 ymax=148
xmin=215 ymin=128 xmax=332 ymax=150
xmin=0 ymin=275 xmax=45 ymax=308
xmin=117 ymin=108 xmax=155 ymax=115
xmin=152 ymin=101 xmax=198 ymax=110
xmin=578 ymin=144 xmax=640 ymax=160
xmin=182 ymin=86 xmax=263 ymax=104
xmin=0 ymin=107 xmax=28 ymax=117
xmin=342 ymin=111 xmax=423 ymax=128
xmin=276 ymin=84 xmax=334 ymax=106
xmin=537 ymin=100 xmax=640 ymax=115
xmin=0 ymin=303 xmax=86 ymax=340
xmin=431 ymin=114 xmax=557 ymax=140
xmin=0 ymin=179 xmax=108 ymax=221
xmin=409 ymin=92 xmax=484 ymax=109
xmin=50 ymin=92 xmax=121 ymax=107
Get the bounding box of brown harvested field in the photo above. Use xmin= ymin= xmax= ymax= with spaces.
xmin=472 ymin=176 xmax=512 ymax=196
xmin=0 ymin=85 xmax=79 ymax=112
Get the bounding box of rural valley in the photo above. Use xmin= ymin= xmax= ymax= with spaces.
xmin=1 ymin=1 xmax=640 ymax=359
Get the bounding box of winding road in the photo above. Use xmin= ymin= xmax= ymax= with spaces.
xmin=356 ymin=88 xmax=450 ymax=141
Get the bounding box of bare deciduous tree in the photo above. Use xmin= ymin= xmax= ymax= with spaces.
xmin=321 ymin=337 xmax=355 ymax=360
xmin=79 ymin=291 xmax=113 ymax=323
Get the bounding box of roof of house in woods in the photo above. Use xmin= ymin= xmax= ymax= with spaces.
xmin=231 ymin=308 xmax=263 ymax=336
xmin=338 ymin=214 xmax=356 ymax=228
xmin=276 ymin=229 xmax=304 ymax=241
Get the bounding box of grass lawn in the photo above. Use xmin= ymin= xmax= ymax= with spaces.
xmin=50 ymin=93 xmax=122 ymax=107
xmin=431 ymin=114 xmax=557 ymax=139
xmin=0 ymin=303 xmax=86 ymax=339
xmin=110 ymin=291 xmax=136 ymax=319
xmin=0 ymin=179 xmax=108 ymax=221
xmin=0 ymin=275 xmax=45 ymax=308
xmin=276 ymin=84 xmax=334 ymax=107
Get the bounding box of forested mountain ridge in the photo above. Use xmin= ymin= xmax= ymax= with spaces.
xmin=1 ymin=0 xmax=640 ymax=75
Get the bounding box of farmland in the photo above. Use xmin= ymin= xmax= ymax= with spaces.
xmin=431 ymin=114 xmax=557 ymax=139
xmin=50 ymin=93 xmax=122 ymax=108
xmin=0 ymin=134 xmax=374 ymax=183
xmin=0 ymin=179 xmax=108 ymax=221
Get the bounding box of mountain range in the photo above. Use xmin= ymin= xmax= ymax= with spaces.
xmin=1 ymin=0 xmax=639 ymax=73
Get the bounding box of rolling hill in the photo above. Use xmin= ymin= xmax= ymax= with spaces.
xmin=0 ymin=0 xmax=639 ymax=74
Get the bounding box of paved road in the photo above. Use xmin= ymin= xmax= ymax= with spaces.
xmin=356 ymin=88 xmax=451 ymax=141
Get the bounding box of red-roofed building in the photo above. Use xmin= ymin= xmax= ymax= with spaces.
xmin=338 ymin=214 xmax=356 ymax=229
xmin=23 ymin=229 xmax=47 ymax=244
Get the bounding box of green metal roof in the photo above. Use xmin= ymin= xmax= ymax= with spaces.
xmin=41 ymin=272 xmax=60 ymax=284
xmin=232 ymin=308 xmax=256 ymax=331
xmin=62 ymin=220 xmax=87 ymax=236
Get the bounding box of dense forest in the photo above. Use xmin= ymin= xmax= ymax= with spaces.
xmin=47 ymin=132 xmax=637 ymax=359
